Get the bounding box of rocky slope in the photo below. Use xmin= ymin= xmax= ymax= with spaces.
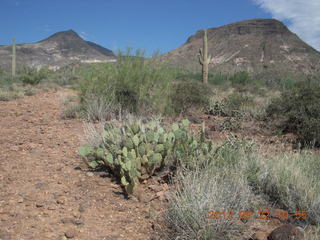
xmin=0 ymin=30 xmax=116 ymax=70
xmin=160 ymin=19 xmax=320 ymax=75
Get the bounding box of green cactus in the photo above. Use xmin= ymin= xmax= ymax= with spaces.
xmin=79 ymin=119 xmax=213 ymax=195
xmin=155 ymin=144 xmax=164 ymax=153
xmin=146 ymin=131 xmax=155 ymax=143
xmin=132 ymin=135 xmax=140 ymax=147
xmin=131 ymin=124 xmax=140 ymax=134
xmin=104 ymin=153 xmax=113 ymax=165
xmin=198 ymin=29 xmax=212 ymax=84
xmin=138 ymin=144 xmax=146 ymax=156
xmin=12 ymin=38 xmax=16 ymax=77
xmin=124 ymin=138 xmax=134 ymax=149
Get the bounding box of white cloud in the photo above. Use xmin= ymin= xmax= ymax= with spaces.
xmin=253 ymin=0 xmax=320 ymax=50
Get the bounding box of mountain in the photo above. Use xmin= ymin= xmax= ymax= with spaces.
xmin=159 ymin=19 xmax=320 ymax=75
xmin=0 ymin=30 xmax=116 ymax=70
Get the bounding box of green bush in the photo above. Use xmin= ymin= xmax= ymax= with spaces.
xmin=18 ymin=66 xmax=49 ymax=85
xmin=79 ymin=119 xmax=213 ymax=195
xmin=176 ymin=71 xmax=229 ymax=86
xmin=208 ymin=72 xmax=229 ymax=85
xmin=266 ymin=84 xmax=320 ymax=147
xmin=229 ymin=71 xmax=252 ymax=86
xmin=78 ymin=48 xmax=176 ymax=116
xmin=170 ymin=80 xmax=213 ymax=113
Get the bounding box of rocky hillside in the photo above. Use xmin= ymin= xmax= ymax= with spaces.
xmin=0 ymin=30 xmax=116 ymax=70
xmin=160 ymin=19 xmax=320 ymax=75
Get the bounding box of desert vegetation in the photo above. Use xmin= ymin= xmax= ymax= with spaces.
xmin=68 ymin=49 xmax=320 ymax=239
xmin=1 ymin=46 xmax=320 ymax=239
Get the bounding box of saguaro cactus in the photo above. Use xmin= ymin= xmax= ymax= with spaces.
xmin=198 ymin=29 xmax=212 ymax=84
xmin=12 ymin=38 xmax=16 ymax=77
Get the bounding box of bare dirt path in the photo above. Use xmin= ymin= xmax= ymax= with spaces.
xmin=0 ymin=90 xmax=158 ymax=240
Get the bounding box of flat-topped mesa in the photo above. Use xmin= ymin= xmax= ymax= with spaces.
xmin=186 ymin=19 xmax=290 ymax=44
xmin=160 ymin=18 xmax=320 ymax=75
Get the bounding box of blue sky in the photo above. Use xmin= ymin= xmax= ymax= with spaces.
xmin=0 ymin=0 xmax=319 ymax=54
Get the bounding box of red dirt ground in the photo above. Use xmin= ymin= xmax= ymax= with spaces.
xmin=0 ymin=90 xmax=164 ymax=240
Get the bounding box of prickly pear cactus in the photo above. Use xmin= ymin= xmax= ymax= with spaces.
xmin=79 ymin=119 xmax=213 ymax=195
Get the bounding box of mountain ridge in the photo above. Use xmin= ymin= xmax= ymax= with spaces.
xmin=0 ymin=29 xmax=116 ymax=70
xmin=160 ymin=18 xmax=320 ymax=75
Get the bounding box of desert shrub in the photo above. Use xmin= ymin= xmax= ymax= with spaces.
xmin=208 ymin=92 xmax=254 ymax=118
xmin=166 ymin=138 xmax=263 ymax=240
xmin=176 ymin=71 xmax=202 ymax=81
xmin=61 ymin=103 xmax=83 ymax=119
xmin=305 ymin=225 xmax=320 ymax=240
xmin=78 ymin=48 xmax=175 ymax=116
xmin=266 ymin=84 xmax=320 ymax=147
xmin=249 ymin=151 xmax=320 ymax=225
xmin=79 ymin=119 xmax=213 ymax=195
xmin=229 ymin=71 xmax=252 ymax=86
xmin=170 ymin=80 xmax=213 ymax=113
xmin=176 ymin=71 xmax=229 ymax=86
xmin=167 ymin=137 xmax=320 ymax=239
xmin=0 ymin=88 xmax=23 ymax=101
xmin=82 ymin=94 xmax=117 ymax=121
xmin=49 ymin=68 xmax=79 ymax=86
xmin=18 ymin=66 xmax=49 ymax=85
xmin=215 ymin=117 xmax=242 ymax=131
xmin=208 ymin=72 xmax=229 ymax=85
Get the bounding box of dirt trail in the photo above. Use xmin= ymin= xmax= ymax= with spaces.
xmin=0 ymin=90 xmax=158 ymax=240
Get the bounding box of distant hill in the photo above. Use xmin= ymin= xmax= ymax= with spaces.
xmin=159 ymin=19 xmax=320 ymax=75
xmin=0 ymin=30 xmax=116 ymax=70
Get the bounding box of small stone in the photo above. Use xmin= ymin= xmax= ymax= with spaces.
xmin=56 ymin=199 xmax=65 ymax=205
xmin=47 ymin=205 xmax=56 ymax=210
xmin=17 ymin=197 xmax=24 ymax=203
xmin=61 ymin=218 xmax=73 ymax=224
xmin=61 ymin=217 xmax=84 ymax=226
xmin=36 ymin=202 xmax=44 ymax=208
xmin=65 ymin=229 xmax=76 ymax=239
xmin=86 ymin=172 xmax=94 ymax=177
xmin=78 ymin=203 xmax=86 ymax=213
xmin=268 ymin=224 xmax=304 ymax=240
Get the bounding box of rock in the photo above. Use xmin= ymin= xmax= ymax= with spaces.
xmin=250 ymin=231 xmax=269 ymax=240
xmin=56 ymin=198 xmax=65 ymax=205
xmin=78 ymin=203 xmax=86 ymax=213
xmin=61 ymin=217 xmax=84 ymax=226
xmin=36 ymin=202 xmax=44 ymax=208
xmin=268 ymin=224 xmax=304 ymax=240
xmin=65 ymin=229 xmax=76 ymax=239
xmin=17 ymin=197 xmax=24 ymax=203
xmin=86 ymin=172 xmax=94 ymax=177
